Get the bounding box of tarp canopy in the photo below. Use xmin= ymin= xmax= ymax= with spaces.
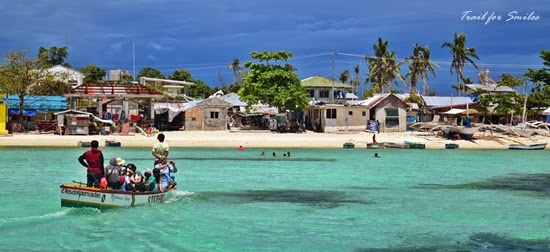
xmin=54 ymin=109 xmax=114 ymax=124
xmin=442 ymin=108 xmax=479 ymax=115
xmin=4 ymin=95 xmax=67 ymax=111
xmin=543 ymin=107 xmax=550 ymax=115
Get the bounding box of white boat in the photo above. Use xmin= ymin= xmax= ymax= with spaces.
xmin=508 ymin=143 xmax=547 ymax=150
xmin=450 ymin=126 xmax=478 ymax=140
xmin=60 ymin=182 xmax=173 ymax=209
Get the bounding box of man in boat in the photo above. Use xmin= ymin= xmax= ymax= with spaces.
xmin=152 ymin=133 xmax=169 ymax=166
xmin=77 ymin=140 xmax=105 ymax=188
xmin=104 ymin=157 xmax=126 ymax=190
xmin=154 ymin=158 xmax=178 ymax=191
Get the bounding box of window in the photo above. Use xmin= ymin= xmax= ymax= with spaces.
xmin=307 ymin=89 xmax=315 ymax=97
xmin=385 ymin=108 xmax=399 ymax=127
xmin=326 ymin=109 xmax=337 ymax=119
xmin=210 ymin=111 xmax=219 ymax=119
xmin=320 ymin=90 xmax=329 ymax=98
xmin=348 ymin=111 xmax=353 ymax=116
xmin=362 ymin=111 xmax=366 ymax=117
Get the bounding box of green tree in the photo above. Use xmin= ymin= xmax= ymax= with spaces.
xmin=365 ymin=37 xmax=405 ymax=93
xmin=120 ymin=74 xmax=134 ymax=82
xmin=38 ymin=46 xmax=70 ymax=68
xmin=0 ymin=51 xmax=49 ymax=125
xmin=339 ymin=70 xmax=350 ymax=84
xmin=80 ymin=64 xmax=106 ymax=83
xmin=497 ymin=74 xmax=525 ymax=89
xmin=137 ymin=67 xmax=165 ymax=79
xmin=238 ymin=51 xmax=308 ymax=112
xmin=405 ymin=44 xmax=438 ymax=94
xmin=351 ymin=65 xmax=360 ymax=95
xmin=441 ymin=33 xmax=480 ymax=96
xmin=188 ymin=80 xmax=213 ymax=99
xmin=230 ymin=57 xmax=242 ymax=84
xmin=169 ymin=69 xmax=193 ymax=81
xmin=524 ymin=50 xmax=550 ymax=90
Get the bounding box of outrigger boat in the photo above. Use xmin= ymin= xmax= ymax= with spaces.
xmin=60 ymin=181 xmax=173 ymax=210
xmin=508 ymin=143 xmax=547 ymax=150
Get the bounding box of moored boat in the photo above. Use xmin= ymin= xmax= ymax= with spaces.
xmin=78 ymin=141 xmax=91 ymax=147
xmin=343 ymin=142 xmax=355 ymax=149
xmin=367 ymin=143 xmax=384 ymax=149
xmin=105 ymin=140 xmax=122 ymax=147
xmin=404 ymin=141 xmax=425 ymax=149
xmin=60 ymin=182 xmax=173 ymax=209
xmin=445 ymin=143 xmax=459 ymax=149
xmin=384 ymin=142 xmax=410 ymax=149
xmin=508 ymin=143 xmax=547 ymax=150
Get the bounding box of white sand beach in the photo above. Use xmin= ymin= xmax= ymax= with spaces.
xmin=1 ymin=130 xmax=549 ymax=149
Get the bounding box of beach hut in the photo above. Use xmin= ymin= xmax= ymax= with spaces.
xmin=184 ymin=97 xmax=232 ymax=131
xmin=358 ymin=93 xmax=409 ymax=132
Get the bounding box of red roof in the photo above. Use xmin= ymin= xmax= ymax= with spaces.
xmin=65 ymin=82 xmax=164 ymax=99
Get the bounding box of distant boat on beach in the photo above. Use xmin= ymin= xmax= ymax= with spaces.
xmin=450 ymin=126 xmax=478 ymax=140
xmin=404 ymin=141 xmax=426 ymax=149
xmin=367 ymin=143 xmax=384 ymax=149
xmin=508 ymin=143 xmax=547 ymax=150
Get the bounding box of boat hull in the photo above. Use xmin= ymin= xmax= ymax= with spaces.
xmin=367 ymin=143 xmax=384 ymax=149
xmin=508 ymin=143 xmax=547 ymax=150
xmin=60 ymin=184 xmax=172 ymax=209
xmin=450 ymin=126 xmax=478 ymax=140
xmin=445 ymin=143 xmax=459 ymax=149
xmin=404 ymin=141 xmax=425 ymax=149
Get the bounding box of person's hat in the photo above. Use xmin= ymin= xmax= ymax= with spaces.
xmin=116 ymin=157 xmax=126 ymax=166
xmin=144 ymin=168 xmax=152 ymax=174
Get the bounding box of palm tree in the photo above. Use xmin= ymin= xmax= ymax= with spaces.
xmin=339 ymin=70 xmax=350 ymax=84
xmin=405 ymin=44 xmax=439 ymax=95
xmin=353 ymin=65 xmax=360 ymax=95
xmin=230 ymin=57 xmax=242 ymax=84
xmin=441 ymin=33 xmax=480 ymax=96
xmin=365 ymin=37 xmax=405 ymax=93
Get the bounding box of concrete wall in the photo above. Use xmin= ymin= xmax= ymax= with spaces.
xmin=372 ymin=96 xmax=407 ymax=132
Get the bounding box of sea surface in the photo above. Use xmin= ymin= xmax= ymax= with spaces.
xmin=0 ymin=146 xmax=549 ymax=251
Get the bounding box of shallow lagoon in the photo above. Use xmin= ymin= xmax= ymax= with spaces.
xmin=0 ymin=147 xmax=549 ymax=251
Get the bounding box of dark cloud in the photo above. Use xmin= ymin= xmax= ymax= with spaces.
xmin=0 ymin=0 xmax=547 ymax=92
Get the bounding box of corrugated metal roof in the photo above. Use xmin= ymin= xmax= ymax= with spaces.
xmin=222 ymin=92 xmax=247 ymax=106
xmin=421 ymin=96 xmax=473 ymax=107
xmin=301 ymin=76 xmax=352 ymax=88
xmin=465 ymin=84 xmax=516 ymax=93
xmin=5 ymin=95 xmax=67 ymax=110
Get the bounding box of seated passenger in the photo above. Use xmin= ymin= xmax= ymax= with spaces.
xmin=143 ymin=169 xmax=157 ymax=191
xmin=154 ymin=158 xmax=178 ymax=191
xmin=104 ymin=157 xmax=125 ymax=189
xmin=126 ymin=164 xmax=145 ymax=192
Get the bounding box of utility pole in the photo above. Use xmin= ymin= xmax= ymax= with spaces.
xmin=132 ymin=42 xmax=136 ymax=80
xmin=331 ymin=52 xmax=336 ymax=102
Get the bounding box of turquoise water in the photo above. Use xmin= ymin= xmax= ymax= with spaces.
xmin=0 ymin=147 xmax=549 ymax=251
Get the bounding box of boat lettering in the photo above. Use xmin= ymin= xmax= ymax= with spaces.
xmin=62 ymin=188 xmax=101 ymax=198
xmin=148 ymin=194 xmax=165 ymax=203
xmin=111 ymin=194 xmax=128 ymax=201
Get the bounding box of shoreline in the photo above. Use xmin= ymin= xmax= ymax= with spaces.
xmin=1 ymin=130 xmax=549 ymax=149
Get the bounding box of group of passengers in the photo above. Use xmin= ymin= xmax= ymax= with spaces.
xmin=78 ymin=133 xmax=177 ymax=192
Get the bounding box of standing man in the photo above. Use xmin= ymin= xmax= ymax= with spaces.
xmin=152 ymin=133 xmax=169 ymax=166
xmin=78 ymin=140 xmax=105 ymax=188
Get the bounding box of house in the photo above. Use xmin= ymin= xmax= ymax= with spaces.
xmin=358 ymin=93 xmax=410 ymax=132
xmin=304 ymin=103 xmax=370 ymax=132
xmin=65 ymin=82 xmax=164 ymax=122
xmin=139 ymin=76 xmax=195 ymax=97
xmin=45 ymin=65 xmax=85 ymax=88
xmin=184 ymin=98 xmax=232 ymax=131
xmin=301 ymin=76 xmax=353 ymax=103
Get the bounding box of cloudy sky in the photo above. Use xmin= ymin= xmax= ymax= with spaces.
xmin=0 ymin=0 xmax=548 ymax=95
